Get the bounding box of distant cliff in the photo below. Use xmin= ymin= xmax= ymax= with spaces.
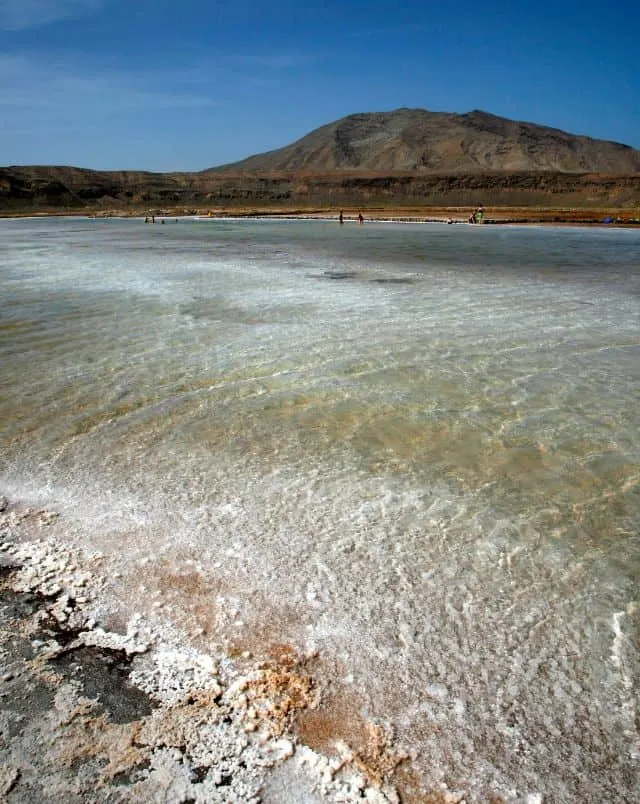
xmin=1 ymin=166 xmax=639 ymax=212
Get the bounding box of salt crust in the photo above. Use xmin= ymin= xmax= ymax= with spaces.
xmin=0 ymin=505 xmax=397 ymax=803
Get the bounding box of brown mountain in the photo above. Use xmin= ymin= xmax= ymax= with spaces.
xmin=2 ymin=108 xmax=640 ymax=213
xmin=205 ymin=108 xmax=640 ymax=174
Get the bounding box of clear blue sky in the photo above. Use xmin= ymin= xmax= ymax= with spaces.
xmin=1 ymin=0 xmax=638 ymax=171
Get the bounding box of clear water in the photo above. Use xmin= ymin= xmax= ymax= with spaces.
xmin=1 ymin=217 xmax=639 ymax=800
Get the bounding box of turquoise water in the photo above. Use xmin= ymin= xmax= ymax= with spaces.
xmin=1 ymin=217 xmax=639 ymax=800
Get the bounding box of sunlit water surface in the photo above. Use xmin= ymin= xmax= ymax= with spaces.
xmin=1 ymin=217 xmax=639 ymax=800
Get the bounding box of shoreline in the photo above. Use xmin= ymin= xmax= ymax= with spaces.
xmin=0 ymin=497 xmax=406 ymax=803
xmin=1 ymin=206 xmax=639 ymax=228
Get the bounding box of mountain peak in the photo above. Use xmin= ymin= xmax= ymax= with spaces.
xmin=205 ymin=108 xmax=640 ymax=174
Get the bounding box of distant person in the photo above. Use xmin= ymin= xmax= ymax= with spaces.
xmin=358 ymin=212 xmax=364 ymax=224
xmin=339 ymin=210 xmax=344 ymax=225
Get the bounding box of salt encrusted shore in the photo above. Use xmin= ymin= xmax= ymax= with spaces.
xmin=0 ymin=498 xmax=417 ymax=804
xmin=2 ymin=207 xmax=639 ymax=228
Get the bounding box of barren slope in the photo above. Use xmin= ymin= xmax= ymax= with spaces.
xmin=204 ymin=108 xmax=640 ymax=174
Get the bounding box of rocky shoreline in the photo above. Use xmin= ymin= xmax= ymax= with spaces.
xmin=0 ymin=499 xmax=413 ymax=804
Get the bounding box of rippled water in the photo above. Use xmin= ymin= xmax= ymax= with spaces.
xmin=1 ymin=217 xmax=639 ymax=800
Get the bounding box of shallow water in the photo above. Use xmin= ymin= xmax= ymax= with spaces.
xmin=1 ymin=217 xmax=639 ymax=800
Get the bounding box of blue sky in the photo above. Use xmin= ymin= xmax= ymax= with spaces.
xmin=1 ymin=0 xmax=638 ymax=171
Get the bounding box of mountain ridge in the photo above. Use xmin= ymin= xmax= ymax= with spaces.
xmin=203 ymin=108 xmax=640 ymax=174
xmin=2 ymin=108 xmax=640 ymax=211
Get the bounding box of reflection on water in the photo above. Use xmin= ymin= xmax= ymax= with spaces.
xmin=0 ymin=217 xmax=639 ymax=799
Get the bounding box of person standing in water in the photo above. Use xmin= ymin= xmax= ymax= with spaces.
xmin=358 ymin=212 xmax=364 ymax=224
xmin=339 ymin=210 xmax=344 ymax=225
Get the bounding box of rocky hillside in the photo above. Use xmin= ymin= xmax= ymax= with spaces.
xmin=1 ymin=166 xmax=639 ymax=212
xmin=205 ymin=108 xmax=640 ymax=174
xmin=0 ymin=166 xmax=195 ymax=208
xmin=2 ymin=108 xmax=640 ymax=212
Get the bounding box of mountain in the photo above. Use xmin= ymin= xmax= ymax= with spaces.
xmin=204 ymin=108 xmax=640 ymax=174
xmin=2 ymin=109 xmax=640 ymax=213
